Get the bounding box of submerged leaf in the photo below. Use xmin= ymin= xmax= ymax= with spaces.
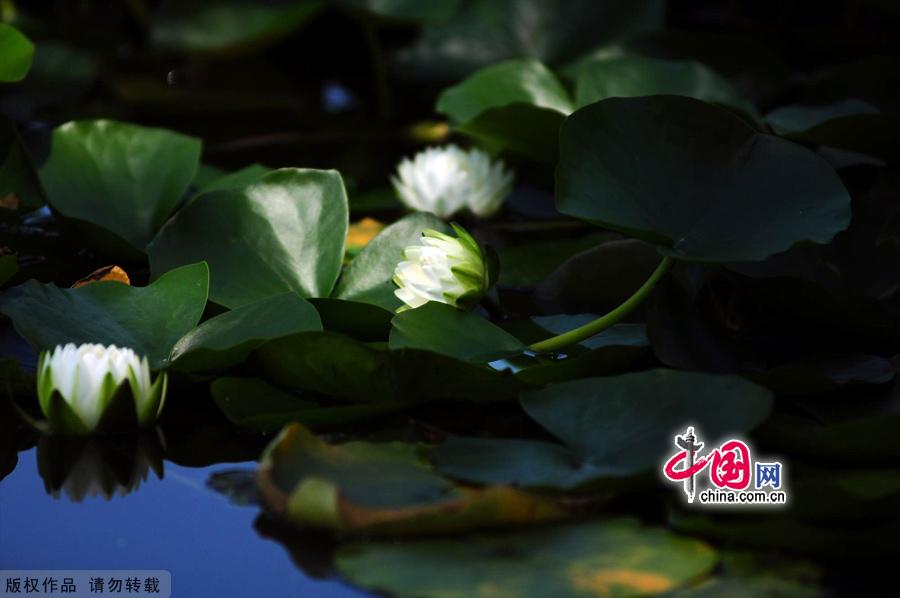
xmin=257 ymin=424 xmax=565 ymax=534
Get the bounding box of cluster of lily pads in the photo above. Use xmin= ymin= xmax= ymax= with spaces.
xmin=3 ymin=7 xmax=899 ymax=596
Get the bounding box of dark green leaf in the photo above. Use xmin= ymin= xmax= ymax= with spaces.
xmin=337 ymin=518 xmax=717 ymax=597
xmin=255 ymin=331 xmax=522 ymax=403
xmin=334 ymin=213 xmax=447 ymax=311
xmin=152 ymin=0 xmax=324 ymax=53
xmin=193 ymin=163 xmax=271 ymax=195
xmin=1 ymin=115 xmax=46 ymax=209
xmin=148 ymin=168 xmax=348 ymax=308
xmin=572 ymin=55 xmax=754 ymax=114
xmin=557 ymin=96 xmax=851 ymax=262
xmin=169 ymin=292 xmax=322 ymax=372
xmin=0 ymin=263 xmax=209 ymax=368
xmin=39 ymin=119 xmax=202 ymax=252
xmin=0 ymin=24 xmax=34 ymax=82
xmin=435 ymin=369 xmax=773 ymax=489
xmin=210 ymin=377 xmax=317 ymax=431
xmin=389 ymin=302 xmax=524 ymax=362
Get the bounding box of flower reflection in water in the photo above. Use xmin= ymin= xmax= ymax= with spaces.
xmin=36 ymin=429 xmax=165 ymax=502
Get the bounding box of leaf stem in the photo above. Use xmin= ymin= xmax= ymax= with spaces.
xmin=528 ymin=256 xmax=674 ymax=353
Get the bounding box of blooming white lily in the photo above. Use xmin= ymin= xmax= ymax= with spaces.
xmin=391 ymin=144 xmax=513 ymax=218
xmin=37 ymin=343 xmax=167 ymax=434
xmin=393 ymin=224 xmax=489 ymax=311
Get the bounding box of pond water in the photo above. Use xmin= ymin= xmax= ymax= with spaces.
xmin=0 ymin=447 xmax=367 ymax=597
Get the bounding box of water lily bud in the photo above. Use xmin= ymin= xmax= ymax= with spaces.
xmin=393 ymin=224 xmax=489 ymax=312
xmin=36 ymin=343 xmax=167 ymax=435
xmin=391 ymin=144 xmax=513 ymax=219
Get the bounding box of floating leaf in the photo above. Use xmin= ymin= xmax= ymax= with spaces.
xmin=152 ymin=0 xmax=324 ymax=53
xmin=192 ymin=163 xmax=271 ymax=195
xmin=572 ymin=55 xmax=754 ymax=114
xmin=0 ymin=254 xmax=17 ymax=287
xmin=0 ymin=115 xmax=45 ymax=209
xmin=39 ymin=119 xmax=202 ymax=253
xmin=255 ymin=331 xmax=522 ymax=403
xmin=434 ymin=369 xmax=773 ymax=489
xmin=398 ymin=0 xmax=663 ymax=80
xmin=169 ymin=292 xmax=322 ymax=372
xmin=210 ymin=377 xmax=316 ymax=431
xmin=309 ymin=297 xmax=393 ymax=341
xmin=211 ymin=377 xmax=406 ymax=432
xmin=149 ymin=168 xmax=348 ymax=308
xmin=389 ymin=302 xmax=525 ymax=362
xmin=337 ymin=518 xmax=717 ymax=597
xmin=0 ymin=24 xmax=34 ymax=82
xmin=0 ymin=263 xmax=208 ymax=368
xmin=436 ymin=59 xmax=572 ymax=161
xmin=257 ymin=423 xmax=565 ymax=534
xmin=437 ymin=59 xmax=572 ymax=124
xmin=339 ymin=0 xmax=461 ymax=22
xmin=334 ymin=213 xmax=447 ymax=311
xmin=556 ymin=96 xmax=851 ymax=262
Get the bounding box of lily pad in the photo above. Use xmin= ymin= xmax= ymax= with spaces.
xmin=398 ymin=0 xmax=663 ymax=80
xmin=148 ymin=168 xmax=348 ymax=308
xmin=337 ymin=518 xmax=718 ymax=597
xmin=556 ymin=96 xmax=852 ymax=262
xmin=0 ymin=24 xmax=34 ymax=82
xmin=571 ymin=55 xmax=754 ymax=114
xmin=152 ymin=0 xmax=324 ymax=53
xmin=0 ymin=263 xmax=209 ymax=368
xmin=257 ymin=423 xmax=565 ymax=534
xmin=169 ymin=292 xmax=322 ymax=372
xmin=255 ymin=331 xmax=523 ymax=403
xmin=436 ymin=59 xmax=572 ymax=161
xmin=389 ymin=302 xmax=525 ymax=363
xmin=192 ymin=163 xmax=271 ymax=195
xmin=434 ymin=369 xmax=773 ymax=489
xmin=211 ymin=377 xmax=407 ymax=432
xmin=334 ymin=212 xmax=447 ymax=311
xmin=39 ymin=119 xmax=202 ymax=253
xmin=1 ymin=115 xmax=44 ymax=210
xmin=437 ymin=59 xmax=573 ymax=124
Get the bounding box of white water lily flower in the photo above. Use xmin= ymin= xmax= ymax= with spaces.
xmin=391 ymin=144 xmax=513 ymax=218
xmin=393 ymin=224 xmax=489 ymax=312
xmin=37 ymin=343 xmax=167 ymax=434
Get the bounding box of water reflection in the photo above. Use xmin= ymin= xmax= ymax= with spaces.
xmin=36 ymin=431 xmax=165 ymax=502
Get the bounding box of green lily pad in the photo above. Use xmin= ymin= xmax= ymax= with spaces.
xmin=571 ymin=55 xmax=754 ymax=114
xmin=308 ymin=297 xmax=393 ymax=341
xmin=389 ymin=302 xmax=525 ymax=363
xmin=0 ymin=263 xmax=208 ymax=368
xmin=192 ymin=163 xmax=271 ymax=195
xmin=39 ymin=119 xmax=202 ymax=253
xmin=210 ymin=377 xmax=316 ymax=431
xmin=765 ymin=99 xmax=879 ymax=134
xmin=148 ymin=168 xmax=348 ymax=308
xmin=434 ymin=369 xmax=773 ymax=489
xmin=255 ymin=331 xmax=522 ymax=403
xmin=556 ymin=96 xmax=851 ymax=262
xmin=257 ymin=423 xmax=565 ymax=534
xmin=436 ymin=59 xmax=572 ymax=161
xmin=398 ymin=0 xmax=663 ymax=80
xmin=1 ymin=115 xmax=45 ymax=209
xmin=169 ymin=292 xmax=322 ymax=372
xmin=339 ymin=0 xmax=460 ymax=22
xmin=211 ymin=377 xmax=407 ymax=432
xmin=152 ymin=0 xmax=324 ymax=53
xmin=334 ymin=212 xmax=447 ymax=311
xmin=337 ymin=518 xmax=718 ymax=597
xmin=437 ymin=59 xmax=573 ymax=124
xmin=496 ymin=233 xmax=609 ymax=288
xmin=0 ymin=24 xmax=34 ymax=82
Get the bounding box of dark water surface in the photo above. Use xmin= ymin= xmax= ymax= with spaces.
xmin=0 ymin=448 xmax=367 ymax=598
